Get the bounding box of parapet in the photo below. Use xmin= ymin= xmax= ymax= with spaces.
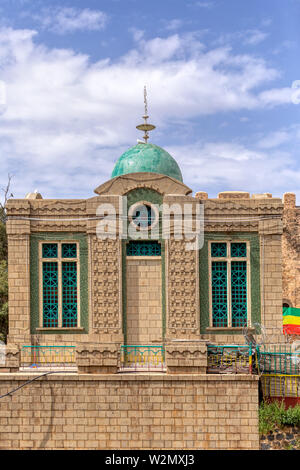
xmin=283 ymin=193 xmax=296 ymax=208
xmin=218 ymin=191 xmax=250 ymax=199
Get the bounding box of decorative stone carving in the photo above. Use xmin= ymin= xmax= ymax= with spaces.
xmin=0 ymin=346 xmax=20 ymax=372
xmin=76 ymin=343 xmax=120 ymax=373
xmin=166 ymin=340 xmax=207 ymax=373
xmin=167 ymin=239 xmax=199 ymax=337
xmin=94 ymin=172 xmax=192 ymax=197
xmin=91 ymin=237 xmax=121 ymax=332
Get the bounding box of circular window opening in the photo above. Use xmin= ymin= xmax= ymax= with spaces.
xmin=129 ymin=202 xmax=159 ymax=231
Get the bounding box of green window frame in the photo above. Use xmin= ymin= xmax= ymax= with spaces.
xmin=126 ymin=240 xmax=161 ymax=256
xmin=40 ymin=242 xmax=80 ymax=329
xmin=209 ymin=241 xmax=250 ymax=328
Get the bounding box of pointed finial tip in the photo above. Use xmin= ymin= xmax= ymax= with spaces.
xmin=136 ymin=86 xmax=155 ymax=143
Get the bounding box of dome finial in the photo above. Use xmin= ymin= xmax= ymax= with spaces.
xmin=136 ymin=86 xmax=156 ymax=143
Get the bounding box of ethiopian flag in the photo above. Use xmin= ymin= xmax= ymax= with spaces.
xmin=283 ymin=307 xmax=300 ymax=335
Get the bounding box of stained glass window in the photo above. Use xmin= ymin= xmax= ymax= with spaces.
xmin=62 ymin=243 xmax=77 ymax=258
xmin=210 ymin=241 xmax=249 ymax=328
xmin=43 ymin=262 xmax=58 ymax=327
xmin=211 ymin=242 xmax=227 ymax=258
xmin=42 ymin=243 xmax=58 ymax=258
xmin=41 ymin=241 xmax=79 ymax=329
xmin=231 ymin=261 xmax=247 ymax=327
xmin=62 ymin=262 xmax=78 ymax=327
xmin=212 ymin=262 xmax=228 ymax=327
xmin=127 ymin=240 xmax=161 ymax=256
xmin=231 ymin=242 xmax=247 ymax=258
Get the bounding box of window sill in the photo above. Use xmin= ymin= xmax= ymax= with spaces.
xmin=36 ymin=327 xmax=85 ymax=332
xmin=205 ymin=327 xmax=255 ymax=332
xmin=126 ymin=256 xmax=161 ymax=260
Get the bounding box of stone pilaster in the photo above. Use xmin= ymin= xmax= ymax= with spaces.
xmin=90 ymin=236 xmax=123 ymax=343
xmin=166 ymin=238 xmax=200 ymax=340
xmin=6 ymin=201 xmax=32 ymax=346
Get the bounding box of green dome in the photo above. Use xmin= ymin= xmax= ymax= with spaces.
xmin=111 ymin=143 xmax=183 ymax=182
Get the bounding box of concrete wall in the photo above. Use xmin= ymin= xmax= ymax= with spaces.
xmin=0 ymin=373 xmax=259 ymax=450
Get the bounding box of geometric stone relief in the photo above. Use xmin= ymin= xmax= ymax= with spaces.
xmin=92 ymin=237 xmax=121 ymax=330
xmin=167 ymin=238 xmax=199 ymax=334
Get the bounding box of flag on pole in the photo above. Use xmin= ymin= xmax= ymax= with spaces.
xmin=283 ymin=307 xmax=300 ymax=335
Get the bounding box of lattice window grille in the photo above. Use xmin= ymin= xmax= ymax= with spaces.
xmin=211 ymin=242 xmax=227 ymax=258
xmin=42 ymin=243 xmax=58 ymax=258
xmin=211 ymin=261 xmax=228 ymax=327
xmin=126 ymin=241 xmax=161 ymax=256
xmin=62 ymin=243 xmax=77 ymax=258
xmin=62 ymin=262 xmax=78 ymax=328
xmin=41 ymin=241 xmax=79 ymax=329
xmin=43 ymin=262 xmax=58 ymax=327
xmin=210 ymin=240 xmax=249 ymax=328
xmin=231 ymin=242 xmax=247 ymax=258
xmin=231 ymin=261 xmax=247 ymax=327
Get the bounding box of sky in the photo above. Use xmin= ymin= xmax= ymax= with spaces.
xmin=0 ymin=0 xmax=300 ymax=200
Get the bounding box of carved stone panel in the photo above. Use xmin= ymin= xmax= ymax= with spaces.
xmin=167 ymin=238 xmax=199 ymax=338
xmin=91 ymin=237 xmax=122 ymax=334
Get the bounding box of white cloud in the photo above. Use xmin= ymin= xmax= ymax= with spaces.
xmin=164 ymin=19 xmax=184 ymax=31
xmin=0 ymin=26 xmax=294 ymax=199
xmin=243 ymin=29 xmax=269 ymax=46
xmin=167 ymin=140 xmax=297 ymax=198
xmin=257 ymin=130 xmax=290 ymax=149
xmin=216 ymin=29 xmax=269 ymax=48
xmin=194 ymin=1 xmax=214 ymax=8
xmin=259 ymin=87 xmax=294 ymax=106
xmin=35 ymin=7 xmax=108 ymax=34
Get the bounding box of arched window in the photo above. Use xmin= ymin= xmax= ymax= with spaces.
xmin=283 ymin=300 xmax=292 ymax=310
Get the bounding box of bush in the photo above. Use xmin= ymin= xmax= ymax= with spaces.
xmin=259 ymin=400 xmax=300 ymax=435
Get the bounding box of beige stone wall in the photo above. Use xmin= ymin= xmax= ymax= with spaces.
xmin=260 ymin=233 xmax=283 ymax=336
xmin=126 ymin=258 xmax=162 ymax=344
xmin=7 ymin=235 xmax=31 ymax=346
xmin=282 ymin=193 xmax=300 ymax=309
xmin=0 ymin=373 xmax=259 ymax=450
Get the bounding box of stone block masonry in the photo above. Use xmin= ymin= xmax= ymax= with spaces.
xmin=0 ymin=373 xmax=259 ymax=450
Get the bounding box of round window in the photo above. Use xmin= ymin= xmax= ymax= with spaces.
xmin=129 ymin=202 xmax=159 ymax=230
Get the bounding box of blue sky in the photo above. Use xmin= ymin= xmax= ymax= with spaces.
xmin=0 ymin=0 xmax=300 ymax=199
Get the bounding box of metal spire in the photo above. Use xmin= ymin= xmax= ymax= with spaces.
xmin=136 ymin=86 xmax=156 ymax=143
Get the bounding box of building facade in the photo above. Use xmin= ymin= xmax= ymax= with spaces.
xmin=3 ymin=139 xmax=288 ymax=373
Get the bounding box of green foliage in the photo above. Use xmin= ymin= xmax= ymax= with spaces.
xmin=259 ymin=400 xmax=300 ymax=435
xmin=0 ymin=221 xmax=7 ymax=260
xmin=0 ymin=302 xmax=8 ymax=343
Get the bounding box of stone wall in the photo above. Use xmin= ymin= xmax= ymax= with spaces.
xmin=126 ymin=258 xmax=162 ymax=344
xmin=282 ymin=193 xmax=300 ymax=309
xmin=0 ymin=373 xmax=259 ymax=450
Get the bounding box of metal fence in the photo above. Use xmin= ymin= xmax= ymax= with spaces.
xmin=256 ymin=344 xmax=300 ymax=375
xmin=261 ymin=374 xmax=300 ymax=399
xmin=20 ymin=345 xmax=77 ymax=371
xmin=207 ymin=344 xmax=253 ymax=374
xmin=120 ymin=345 xmax=165 ymax=372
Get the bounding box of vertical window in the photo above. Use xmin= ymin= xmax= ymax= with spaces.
xmin=210 ymin=241 xmax=249 ymax=328
xmin=43 ymin=261 xmax=58 ymax=327
xmin=40 ymin=242 xmax=79 ymax=328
